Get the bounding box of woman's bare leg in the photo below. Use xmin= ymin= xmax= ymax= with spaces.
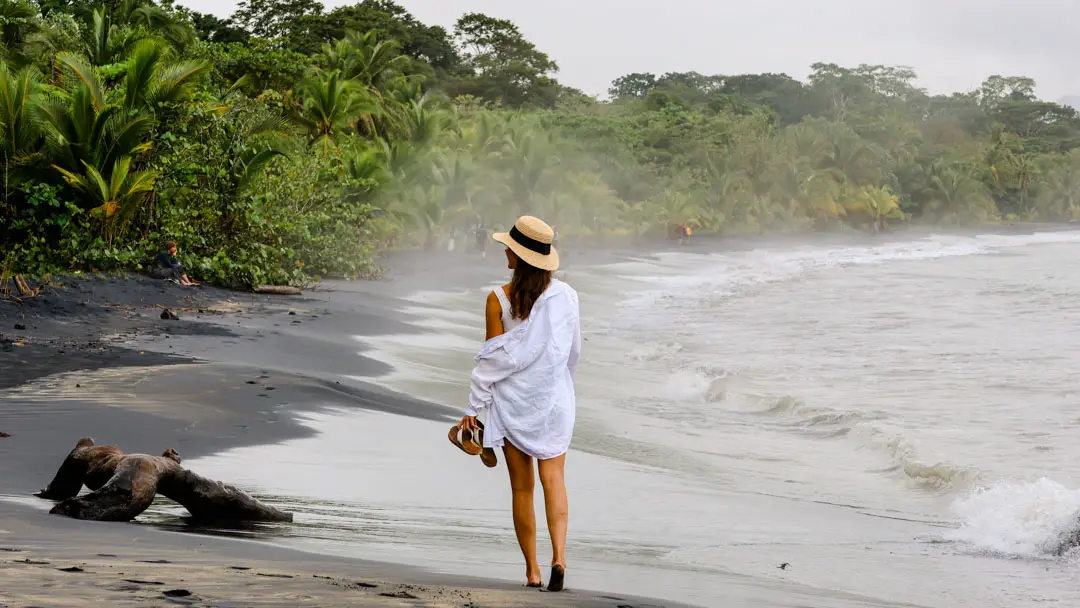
xmin=537 ymin=453 xmax=568 ymax=568
xmin=503 ymin=442 xmax=541 ymax=585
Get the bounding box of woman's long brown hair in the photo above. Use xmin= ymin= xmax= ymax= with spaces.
xmin=509 ymin=258 xmax=552 ymax=321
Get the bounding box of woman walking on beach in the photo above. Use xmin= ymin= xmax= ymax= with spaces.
xmin=451 ymin=215 xmax=581 ymax=592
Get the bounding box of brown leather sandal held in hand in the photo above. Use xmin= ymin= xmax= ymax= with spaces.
xmin=448 ymin=423 xmax=483 ymax=456
xmin=450 ymin=420 xmax=498 ymax=467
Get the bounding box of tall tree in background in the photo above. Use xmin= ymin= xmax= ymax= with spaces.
xmin=321 ymin=1 xmax=458 ymax=71
xmin=232 ymin=0 xmax=322 ymax=42
xmin=608 ymin=72 xmax=657 ymax=100
xmin=449 ymin=12 xmax=559 ymax=108
xmin=190 ymin=12 xmax=248 ymax=43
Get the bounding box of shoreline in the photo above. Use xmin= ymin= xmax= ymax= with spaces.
xmin=0 ymin=501 xmax=679 ymax=608
xmin=0 ymin=267 xmax=696 ymax=607
xmin=4 ymin=224 xmax=1080 ymax=607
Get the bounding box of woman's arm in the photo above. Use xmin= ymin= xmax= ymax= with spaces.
xmin=568 ymin=313 xmax=582 ymax=378
xmin=485 ymin=291 xmax=504 ymax=341
xmin=463 ymin=292 xmax=509 ymax=426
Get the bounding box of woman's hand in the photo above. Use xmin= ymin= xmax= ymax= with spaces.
xmin=460 ymin=415 xmax=479 ymax=433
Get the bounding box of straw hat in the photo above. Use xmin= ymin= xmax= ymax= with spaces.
xmin=493 ymin=216 xmax=559 ymax=271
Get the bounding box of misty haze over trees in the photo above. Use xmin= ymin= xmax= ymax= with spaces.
xmin=2 ymin=0 xmax=1079 ymax=287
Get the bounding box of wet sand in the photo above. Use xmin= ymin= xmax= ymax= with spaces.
xmin=4 ymin=223 xmax=1075 ymax=607
xmin=0 ymin=512 xmax=669 ymax=607
xmin=0 ymin=270 xmax=688 ymax=607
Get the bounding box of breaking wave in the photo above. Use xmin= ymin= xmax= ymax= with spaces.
xmin=945 ymin=479 xmax=1080 ymax=558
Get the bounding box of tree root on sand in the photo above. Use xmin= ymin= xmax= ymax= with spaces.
xmin=35 ymin=438 xmax=292 ymax=523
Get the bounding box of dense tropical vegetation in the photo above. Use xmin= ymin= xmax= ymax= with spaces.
xmin=2 ymin=0 xmax=1079 ymax=287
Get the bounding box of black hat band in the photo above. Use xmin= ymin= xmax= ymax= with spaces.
xmin=509 ymin=225 xmax=551 ymax=255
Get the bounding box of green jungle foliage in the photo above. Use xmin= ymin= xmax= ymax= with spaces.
xmin=2 ymin=0 xmax=1079 ymax=286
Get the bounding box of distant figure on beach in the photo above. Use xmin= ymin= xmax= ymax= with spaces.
xmin=675 ymin=223 xmax=691 ymax=245
xmin=475 ymin=221 xmax=488 ymax=259
xmin=449 ymin=215 xmax=581 ymax=592
xmin=150 ymin=241 xmax=199 ymax=286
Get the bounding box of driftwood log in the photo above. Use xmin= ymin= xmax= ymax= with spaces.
xmin=0 ymin=273 xmax=39 ymax=299
xmin=253 ymin=285 xmax=301 ymax=295
xmin=13 ymin=274 xmax=34 ymax=297
xmin=35 ymin=438 xmax=293 ymax=523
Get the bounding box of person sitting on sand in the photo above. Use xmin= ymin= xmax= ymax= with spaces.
xmin=150 ymin=241 xmax=199 ymax=286
xmin=449 ymin=215 xmax=581 ymax=592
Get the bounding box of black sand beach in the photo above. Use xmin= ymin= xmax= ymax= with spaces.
xmin=4 ymin=224 xmax=1075 ymax=608
xmin=0 ymin=259 xmax=692 ymax=607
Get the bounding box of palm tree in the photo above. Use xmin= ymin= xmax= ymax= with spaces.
xmin=926 ymin=163 xmax=997 ymax=223
xmin=703 ymin=151 xmax=750 ymax=230
xmin=38 ymin=59 xmax=154 ymax=182
xmin=54 ymin=156 xmax=154 ymax=243
xmin=846 ymin=185 xmax=903 ymax=227
xmin=619 ymin=198 xmax=665 ymax=237
xmin=818 ymin=121 xmax=884 ymax=187
xmin=317 ymin=38 xmax=356 ymax=76
xmin=871 ymin=109 xmax=922 ymax=172
xmin=1009 ymin=152 xmax=1037 ymax=214
xmin=116 ymin=0 xmax=193 ymax=50
xmin=340 ymin=29 xmax=410 ymax=90
xmin=342 ymin=141 xmax=388 ymax=204
xmin=0 ymin=0 xmax=42 ymax=67
xmin=430 ymin=150 xmax=477 ymax=221
xmin=387 ymin=182 xmax=444 ymax=249
xmin=773 ymin=158 xmax=846 ymax=226
xmin=501 ymin=117 xmax=557 ymax=219
xmin=291 ymin=70 xmax=381 ymax=146
xmin=228 ymin=115 xmax=292 ymax=192
xmin=76 ymin=7 xmax=145 ymax=67
xmin=1035 ymin=150 xmax=1080 ymax=220
xmin=0 ymin=61 xmax=45 ymax=173
xmin=312 ymin=29 xmax=421 ymax=144
xmin=121 ymin=40 xmax=209 ymax=111
xmin=397 ymin=93 xmax=448 ymax=146
xmin=558 ymin=171 xmax=622 ymax=236
xmin=653 ymin=188 xmax=704 ymax=234
xmin=728 ymin=133 xmax=785 ymax=230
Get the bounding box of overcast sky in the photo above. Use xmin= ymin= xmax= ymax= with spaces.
xmin=180 ymin=0 xmax=1080 ymax=102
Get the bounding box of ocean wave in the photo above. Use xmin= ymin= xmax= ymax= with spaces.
xmin=715 ymin=389 xmax=979 ymax=491
xmin=607 ymin=336 xmax=984 ymax=494
xmin=626 ymin=339 xmax=685 ymax=362
xmin=945 ymin=478 xmax=1080 ymax=558
xmin=611 ymin=230 xmax=1080 ymax=313
xmin=855 ymin=424 xmax=980 ymax=491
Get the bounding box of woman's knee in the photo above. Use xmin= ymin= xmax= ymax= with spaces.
xmin=504 ymin=445 xmax=535 ymax=493
xmin=509 ymin=471 xmax=535 ymax=494
xmin=537 ymin=458 xmax=566 ymax=490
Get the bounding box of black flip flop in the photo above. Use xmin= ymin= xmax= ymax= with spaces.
xmin=547 ymin=564 xmax=565 ymax=592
